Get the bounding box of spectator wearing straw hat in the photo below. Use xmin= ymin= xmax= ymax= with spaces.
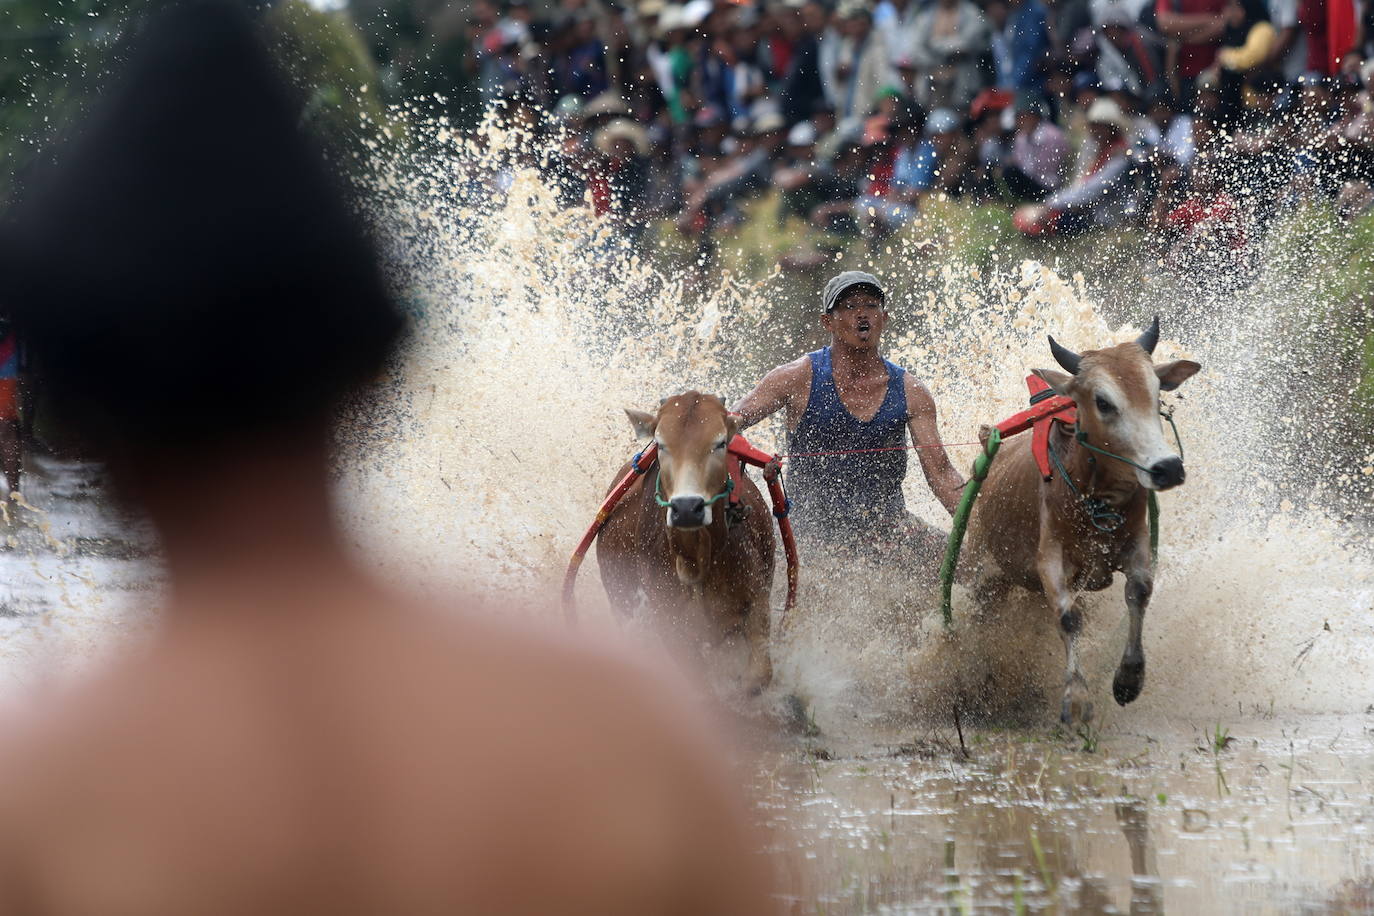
xmin=1014 ymin=96 xmax=1136 ymax=233
xmin=589 ymin=119 xmax=651 ymax=242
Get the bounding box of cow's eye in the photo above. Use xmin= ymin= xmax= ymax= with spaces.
xmin=714 ymin=440 xmax=727 ymax=451
xmin=1094 ymin=395 xmax=1116 ymax=414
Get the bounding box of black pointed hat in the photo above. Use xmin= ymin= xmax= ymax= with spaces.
xmin=0 ymin=0 xmax=402 ymax=455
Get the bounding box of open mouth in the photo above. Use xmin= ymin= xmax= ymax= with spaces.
xmin=857 ymin=320 xmax=871 ymax=334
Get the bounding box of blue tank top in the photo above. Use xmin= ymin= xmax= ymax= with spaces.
xmin=786 ymin=347 xmax=909 ymax=536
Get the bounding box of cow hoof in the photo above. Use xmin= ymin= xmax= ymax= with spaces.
xmin=1060 ymin=678 xmax=1093 ymax=725
xmin=1060 ymin=698 xmax=1095 ymax=726
xmin=1113 ymin=660 xmax=1146 ymax=706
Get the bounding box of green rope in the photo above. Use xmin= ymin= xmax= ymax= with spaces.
xmin=1073 ymin=409 xmax=1184 ymax=472
xmin=940 ymin=427 xmax=1000 ymax=627
xmin=937 ymin=408 xmax=1177 ymax=627
xmin=653 ymin=469 xmax=734 ymax=508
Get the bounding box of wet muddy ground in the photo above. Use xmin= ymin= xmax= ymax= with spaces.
xmin=0 ymin=454 xmax=158 ymax=692
xmin=763 ymin=718 xmax=1374 ymax=914
xmin=8 ymin=456 xmax=1374 ymax=914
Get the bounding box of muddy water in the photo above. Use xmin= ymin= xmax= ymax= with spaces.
xmin=333 ymin=114 xmax=1374 ymax=911
xmin=0 ymin=110 xmax=1369 ymax=912
xmin=0 ymin=455 xmax=157 ymax=693
xmin=764 ymin=716 xmax=1374 ymax=914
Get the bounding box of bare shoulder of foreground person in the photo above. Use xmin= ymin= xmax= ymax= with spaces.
xmin=0 ymin=3 xmax=778 ymax=913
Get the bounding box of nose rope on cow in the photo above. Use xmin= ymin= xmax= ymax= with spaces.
xmin=652 ymin=469 xmax=735 ymax=508
xmin=1069 ymin=409 xmax=1184 ymax=472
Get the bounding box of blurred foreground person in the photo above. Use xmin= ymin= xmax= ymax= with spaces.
xmin=0 ymin=4 xmax=776 ymax=914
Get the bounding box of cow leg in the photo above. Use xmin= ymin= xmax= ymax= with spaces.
xmin=1038 ymin=540 xmax=1091 ymax=725
xmin=1113 ymin=541 xmax=1152 ymax=706
xmin=743 ymin=589 xmax=773 ymax=696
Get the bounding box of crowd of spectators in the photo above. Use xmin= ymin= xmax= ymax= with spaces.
xmin=453 ymin=0 xmax=1374 ymax=273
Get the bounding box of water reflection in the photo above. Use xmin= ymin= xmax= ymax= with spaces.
xmin=761 ymin=718 xmax=1374 ymax=913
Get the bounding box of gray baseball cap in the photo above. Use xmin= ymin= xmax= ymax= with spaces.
xmin=823 ymin=271 xmax=885 ymax=312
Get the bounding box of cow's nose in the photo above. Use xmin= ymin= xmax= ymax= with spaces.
xmin=668 ymin=495 xmax=707 ymax=528
xmin=1149 ymin=456 xmax=1185 ymax=489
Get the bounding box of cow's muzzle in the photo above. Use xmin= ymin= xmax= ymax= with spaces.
xmin=1149 ymin=456 xmax=1185 ymax=490
xmin=668 ymin=495 xmax=708 ymax=528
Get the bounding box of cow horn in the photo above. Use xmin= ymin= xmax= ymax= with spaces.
xmin=1048 ymin=335 xmax=1081 ymax=375
xmin=1136 ymin=315 xmax=1160 ymax=355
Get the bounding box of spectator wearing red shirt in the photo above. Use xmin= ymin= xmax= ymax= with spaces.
xmin=1155 ymin=0 xmax=1228 ymax=88
xmin=1297 ymin=0 xmax=1359 ymax=75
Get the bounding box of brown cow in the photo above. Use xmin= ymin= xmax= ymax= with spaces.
xmin=965 ymin=319 xmax=1200 ymax=724
xmin=597 ymin=392 xmax=777 ymax=695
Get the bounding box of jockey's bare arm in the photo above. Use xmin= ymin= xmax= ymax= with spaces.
xmin=730 ymin=357 xmax=810 ymax=430
xmin=905 ymin=375 xmax=965 ymax=516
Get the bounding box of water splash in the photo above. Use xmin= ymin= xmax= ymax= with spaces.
xmin=338 ymin=108 xmax=1374 ymax=728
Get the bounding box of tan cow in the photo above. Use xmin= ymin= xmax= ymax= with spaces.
xmin=966 ymin=319 xmax=1200 ymax=724
xmin=597 ymin=392 xmax=777 ymax=695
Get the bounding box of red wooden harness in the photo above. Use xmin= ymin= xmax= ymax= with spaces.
xmin=995 ymin=374 xmax=1079 ymax=480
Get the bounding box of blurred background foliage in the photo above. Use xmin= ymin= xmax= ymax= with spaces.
xmin=0 ymin=0 xmax=444 ymax=198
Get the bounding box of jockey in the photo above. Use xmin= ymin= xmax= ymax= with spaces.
xmin=731 ymin=271 xmax=965 ymax=565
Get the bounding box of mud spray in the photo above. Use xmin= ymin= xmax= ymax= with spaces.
xmin=337 ymin=109 xmax=1374 ymax=737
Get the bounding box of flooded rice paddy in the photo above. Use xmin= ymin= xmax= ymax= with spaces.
xmin=8 ymin=455 xmax=1374 ymax=913
xmin=763 ymin=715 xmax=1374 ymax=913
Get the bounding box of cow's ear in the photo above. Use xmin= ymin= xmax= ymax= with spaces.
xmin=1155 ymin=359 xmax=1201 ymax=391
xmin=724 ymin=412 xmax=741 ymax=443
xmin=1031 ymin=368 xmax=1075 ymax=396
xmin=625 ymin=408 xmax=657 ymax=440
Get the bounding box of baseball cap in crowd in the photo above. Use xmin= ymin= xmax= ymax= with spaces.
xmin=1086 ymin=96 xmax=1132 ymax=134
xmin=823 ymin=271 xmax=885 ymax=312
xmin=787 ymin=120 xmax=818 ymax=146
xmin=925 ymin=107 xmax=960 ymax=135
xmin=969 ymin=88 xmax=1013 ymax=120
xmin=752 ymin=111 xmax=787 ymax=135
